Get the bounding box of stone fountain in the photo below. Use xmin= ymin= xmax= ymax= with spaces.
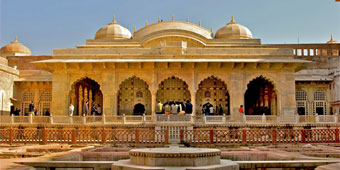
xmin=111 ymin=146 xmax=239 ymax=170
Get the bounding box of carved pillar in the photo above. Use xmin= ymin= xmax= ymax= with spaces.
xmin=84 ymin=87 xmax=88 ymax=113
xmin=260 ymin=87 xmax=264 ymax=106
xmin=264 ymin=86 xmax=269 ymax=107
xmin=78 ymin=85 xmax=83 ymax=115
xmin=89 ymin=89 xmax=92 ymax=110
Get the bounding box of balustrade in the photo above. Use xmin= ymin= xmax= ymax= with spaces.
xmin=0 ymin=128 xmax=168 ymax=145
xmin=180 ymin=128 xmax=340 ymax=145
xmin=0 ymin=114 xmax=339 ymax=125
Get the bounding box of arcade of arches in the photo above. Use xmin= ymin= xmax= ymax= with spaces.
xmin=244 ymin=77 xmax=277 ymax=115
xmin=156 ymin=77 xmax=191 ymax=105
xmin=69 ymin=78 xmax=103 ymax=116
xmin=68 ymin=75 xmax=281 ymax=116
xmin=118 ymin=77 xmax=151 ymax=115
xmin=196 ymin=76 xmax=230 ymax=115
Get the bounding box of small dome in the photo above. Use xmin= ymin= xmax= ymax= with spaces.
xmin=95 ymin=16 xmax=132 ymax=40
xmin=215 ymin=16 xmax=253 ymax=39
xmin=327 ymin=34 xmax=339 ymax=44
xmin=0 ymin=36 xmax=31 ymax=56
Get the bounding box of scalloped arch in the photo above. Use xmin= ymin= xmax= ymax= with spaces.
xmin=198 ymin=75 xmax=228 ymax=89
xmin=70 ymin=76 xmax=102 ymax=92
xmin=156 ymin=76 xmax=192 ymax=101
xmin=119 ymin=75 xmax=150 ymax=89
xmin=245 ymin=75 xmax=280 ymax=95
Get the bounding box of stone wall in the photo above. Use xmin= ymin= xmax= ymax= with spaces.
xmin=0 ymin=63 xmax=18 ymax=115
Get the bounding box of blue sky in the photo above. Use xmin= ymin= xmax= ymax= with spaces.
xmin=0 ymin=0 xmax=339 ymax=55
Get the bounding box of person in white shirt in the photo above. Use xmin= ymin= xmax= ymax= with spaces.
xmin=97 ymin=104 xmax=102 ymax=115
xmin=171 ymin=102 xmax=177 ymax=114
xmin=69 ymin=103 xmax=74 ymax=116
xmin=209 ymin=105 xmax=214 ymax=115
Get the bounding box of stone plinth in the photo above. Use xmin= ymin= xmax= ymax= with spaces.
xmin=111 ymin=146 xmax=239 ymax=170
xmin=130 ymin=147 xmax=220 ymax=167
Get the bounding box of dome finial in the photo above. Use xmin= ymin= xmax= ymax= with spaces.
xmin=134 ymin=25 xmax=136 ymax=32
xmin=14 ymin=35 xmax=18 ymax=42
xmin=227 ymin=15 xmax=237 ymax=25
xmin=198 ymin=20 xmax=201 ymax=26
xmin=112 ymin=16 xmax=117 ymax=23
xmin=327 ymin=33 xmax=339 ymax=44
xmin=210 ymin=26 xmax=213 ymax=33
xmin=186 ymin=17 xmax=189 ymax=22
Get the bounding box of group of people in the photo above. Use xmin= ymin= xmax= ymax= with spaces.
xmin=201 ymin=102 xmax=224 ymax=115
xmin=156 ymin=100 xmax=193 ymax=115
xmin=11 ymin=101 xmax=51 ymax=116
xmin=68 ymin=101 xmax=102 ymax=116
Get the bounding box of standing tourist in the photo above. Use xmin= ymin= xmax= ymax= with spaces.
xmin=239 ymin=105 xmax=244 ymax=114
xmin=69 ymin=103 xmax=74 ymax=116
xmin=218 ymin=104 xmax=223 ymax=115
xmin=29 ymin=101 xmax=34 ymax=115
xmin=83 ymin=101 xmax=89 ymax=116
xmin=97 ymin=104 xmax=102 ymax=116
xmin=91 ymin=104 xmax=97 ymax=116
xmin=185 ymin=100 xmax=193 ymax=114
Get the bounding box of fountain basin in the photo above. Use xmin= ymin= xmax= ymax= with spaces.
xmin=112 ymin=146 xmax=239 ymax=170
xmin=130 ymin=147 xmax=221 ymax=167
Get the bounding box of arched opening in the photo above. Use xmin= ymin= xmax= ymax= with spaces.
xmin=296 ymin=90 xmax=308 ymax=115
xmin=133 ymin=103 xmax=145 ymax=115
xmin=156 ymin=76 xmax=191 ymax=111
xmin=196 ymin=76 xmax=230 ymax=115
xmin=40 ymin=91 xmax=51 ymax=116
xmin=69 ymin=77 xmax=103 ymax=116
xmin=117 ymin=76 xmax=151 ymax=115
xmin=244 ymin=76 xmax=277 ymax=115
xmin=313 ymin=90 xmax=326 ymax=115
xmin=22 ymin=91 xmax=34 ymax=115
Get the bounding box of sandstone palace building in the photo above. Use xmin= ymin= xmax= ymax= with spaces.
xmin=0 ymin=16 xmax=339 ymax=121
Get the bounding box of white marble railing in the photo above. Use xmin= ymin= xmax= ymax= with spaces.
xmin=0 ymin=114 xmax=338 ymax=125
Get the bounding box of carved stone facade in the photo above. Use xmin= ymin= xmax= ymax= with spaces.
xmin=0 ymin=16 xmax=339 ymax=119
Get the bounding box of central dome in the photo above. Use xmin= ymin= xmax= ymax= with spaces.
xmin=133 ymin=20 xmax=213 ymax=44
xmin=215 ymin=16 xmax=253 ymax=39
xmin=95 ymin=16 xmax=132 ymax=40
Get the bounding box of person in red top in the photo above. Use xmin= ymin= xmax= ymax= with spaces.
xmin=239 ymin=105 xmax=244 ymax=114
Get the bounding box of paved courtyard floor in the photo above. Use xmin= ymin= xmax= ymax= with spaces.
xmin=0 ymin=143 xmax=339 ymax=169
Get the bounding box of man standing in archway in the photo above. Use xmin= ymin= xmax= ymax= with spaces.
xmin=69 ymin=103 xmax=74 ymax=116
xmin=83 ymin=101 xmax=89 ymax=116
xmin=185 ymin=100 xmax=192 ymax=114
